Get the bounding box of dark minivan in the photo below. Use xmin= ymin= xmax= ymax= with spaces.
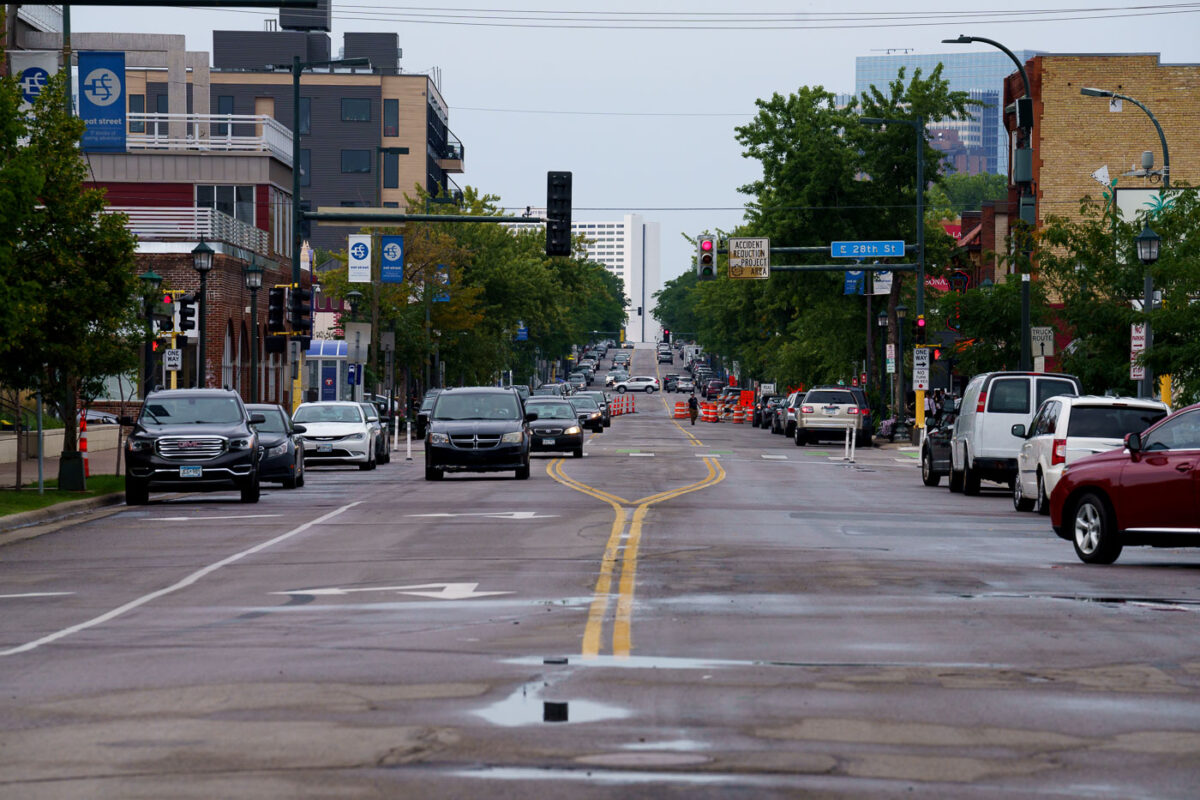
xmin=424 ymin=387 xmax=533 ymax=481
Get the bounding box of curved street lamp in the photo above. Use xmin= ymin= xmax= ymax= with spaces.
xmin=244 ymin=258 xmax=264 ymax=401
xmin=192 ymin=238 xmax=214 ymax=388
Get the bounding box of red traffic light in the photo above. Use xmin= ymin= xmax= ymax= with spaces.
xmin=916 ymin=315 xmax=926 ymax=327
xmin=933 ymin=348 xmax=942 ymax=360
xmin=161 ymin=293 xmax=173 ymax=304
xmin=151 ymin=340 xmax=161 ymax=352
xmin=700 ymin=239 xmax=713 ymax=252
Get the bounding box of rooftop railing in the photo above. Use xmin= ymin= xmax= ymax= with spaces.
xmin=126 ymin=113 xmax=293 ymax=166
xmin=105 ymin=206 xmax=269 ymax=255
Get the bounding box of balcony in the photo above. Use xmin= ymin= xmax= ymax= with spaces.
xmin=436 ymin=128 xmax=464 ymax=173
xmin=127 ymin=113 xmax=293 ymax=167
xmin=105 ymin=207 xmax=269 ymax=256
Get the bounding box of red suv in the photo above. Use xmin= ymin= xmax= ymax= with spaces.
xmin=1050 ymin=402 xmax=1200 ymax=564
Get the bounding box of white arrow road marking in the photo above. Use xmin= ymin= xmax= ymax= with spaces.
xmin=149 ymin=514 xmax=283 ymax=522
xmin=406 ymin=511 xmax=557 ymax=520
xmin=272 ymin=582 xmax=513 ymax=600
xmin=0 ymin=592 xmax=75 ymax=599
xmin=762 ymin=454 xmax=788 ymax=460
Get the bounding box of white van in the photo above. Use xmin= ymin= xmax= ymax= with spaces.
xmin=949 ymin=371 xmax=1081 ymax=495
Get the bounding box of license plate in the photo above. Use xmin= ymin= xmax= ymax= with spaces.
xmin=542 ymin=438 xmax=555 ymax=445
xmin=317 ymin=443 xmax=333 ymax=453
xmin=179 ymin=465 xmax=202 ymax=478
xmin=824 ymin=406 xmax=839 ymax=416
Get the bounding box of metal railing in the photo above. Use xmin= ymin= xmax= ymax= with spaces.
xmin=105 ymin=206 xmax=269 ymax=255
xmin=126 ymin=113 xmax=293 ymax=166
xmin=440 ymin=128 xmax=464 ymax=161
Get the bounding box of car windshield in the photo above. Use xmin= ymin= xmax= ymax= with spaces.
xmin=806 ymin=390 xmax=854 ymax=405
xmin=250 ymin=408 xmax=287 ymax=433
xmin=570 ymin=397 xmax=600 ymax=411
xmin=528 ymin=402 xmax=575 ymax=420
xmin=293 ymin=404 xmax=363 ymax=424
xmin=142 ymin=396 xmax=242 ymax=424
xmin=420 ymin=397 xmax=438 ymax=412
xmin=1067 ymin=406 xmax=1167 ymax=438
xmin=433 ymin=393 xmax=522 ymax=421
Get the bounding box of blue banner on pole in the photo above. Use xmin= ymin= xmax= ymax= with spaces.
xmin=434 ymin=264 xmax=450 ymax=302
xmin=380 ymin=235 xmax=405 ymax=283
xmin=843 ymin=270 xmax=865 ymax=295
xmin=78 ymin=52 xmax=126 ymax=152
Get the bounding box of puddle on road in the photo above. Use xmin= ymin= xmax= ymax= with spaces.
xmin=473 ymin=680 xmax=631 ymax=727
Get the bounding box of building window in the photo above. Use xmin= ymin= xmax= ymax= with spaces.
xmin=383 ymin=202 xmax=399 ymax=208
xmin=384 ymin=98 xmax=399 ymax=137
xmin=214 ymin=95 xmax=234 ymax=137
xmin=196 ymin=184 xmax=256 ymax=227
xmin=300 ymin=149 xmax=311 ymax=187
xmin=341 ymin=150 xmax=371 ymax=173
xmin=129 ymin=93 xmax=145 ymax=133
xmin=383 ymin=150 xmax=399 ymax=188
xmin=299 ymin=97 xmax=311 ymax=135
xmin=155 ymin=93 xmax=168 ymax=136
xmin=341 ymin=98 xmax=370 ymax=122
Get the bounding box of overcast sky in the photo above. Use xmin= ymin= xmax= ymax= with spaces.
xmin=73 ymin=2 xmax=1199 ymax=291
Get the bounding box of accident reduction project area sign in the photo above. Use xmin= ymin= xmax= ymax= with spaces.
xmin=728 ymin=237 xmax=769 ymax=280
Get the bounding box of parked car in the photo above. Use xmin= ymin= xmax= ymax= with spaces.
xmin=424 ymin=387 xmax=532 ymax=480
xmin=920 ymin=398 xmax=961 ymax=486
xmin=703 ymin=379 xmax=725 ymax=400
xmin=525 ymin=397 xmax=585 ymax=458
xmin=663 ymin=373 xmax=681 ymax=392
xmin=247 ymin=403 xmax=306 ymax=489
xmin=292 ymin=401 xmax=378 ymax=470
xmin=122 ymin=389 xmax=265 ymax=505
xmin=752 ymin=394 xmax=777 ymax=427
xmin=1011 ymin=395 xmax=1167 ymax=514
xmin=415 ymin=390 xmax=441 ymax=438
xmin=1050 ymin=402 xmax=1200 ymax=564
xmin=776 ymin=391 xmax=803 ymax=438
xmin=568 ymin=395 xmax=605 ymax=433
xmin=948 ymin=371 xmax=1082 ymax=495
xmin=359 ymin=402 xmax=391 ymax=465
xmin=763 ymin=396 xmax=786 ymax=433
xmin=576 ymin=390 xmax=612 ymax=427
xmin=614 ymin=376 xmax=660 ymax=393
xmin=795 ymin=387 xmax=871 ymax=446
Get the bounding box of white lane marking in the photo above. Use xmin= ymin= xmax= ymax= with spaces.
xmin=407 ymin=511 xmax=557 ymax=520
xmin=150 ymin=514 xmax=283 ymax=522
xmin=629 ymin=453 xmax=655 ymax=457
xmin=762 ymin=455 xmax=788 ymax=460
xmin=272 ymin=582 xmax=512 ymax=600
xmin=0 ymin=501 xmax=363 ymax=658
xmin=894 ymin=458 xmax=920 ymax=465
xmin=0 ymin=592 xmax=75 ymax=599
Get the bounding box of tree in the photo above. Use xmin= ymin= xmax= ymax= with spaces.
xmin=927 ymin=172 xmax=1008 ymax=219
xmin=0 ymin=71 xmax=141 ymax=468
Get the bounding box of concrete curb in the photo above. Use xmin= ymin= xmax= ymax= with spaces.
xmin=0 ymin=492 xmax=125 ymax=535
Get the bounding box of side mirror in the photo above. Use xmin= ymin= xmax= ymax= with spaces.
xmin=1011 ymin=424 xmax=1026 ymax=438
xmin=525 ymin=412 xmax=539 ymax=423
xmin=292 ymin=424 xmax=307 ymax=434
xmin=119 ymin=415 xmax=137 ymax=426
xmin=1126 ymin=432 xmax=1142 ymax=453
xmin=249 ymin=413 xmax=267 ymax=425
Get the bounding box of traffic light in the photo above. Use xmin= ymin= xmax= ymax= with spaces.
xmin=150 ymin=292 xmax=174 ymax=329
xmin=265 ymin=335 xmax=288 ymax=354
xmin=662 ymin=329 xmax=671 ymax=344
xmin=546 ymin=170 xmax=572 ymax=257
xmin=177 ymin=293 xmax=196 ymax=332
xmin=697 ymin=235 xmax=716 ymax=280
xmin=267 ymin=287 xmax=287 ymax=333
xmin=915 ymin=314 xmax=926 ymax=345
xmin=946 ymin=298 xmax=962 ymax=333
xmin=933 ymin=347 xmax=942 ymax=361
xmin=290 ymin=285 xmax=312 ymax=331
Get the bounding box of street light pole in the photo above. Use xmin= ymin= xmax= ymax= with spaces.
xmin=1081 ymin=86 xmax=1170 ymax=399
xmin=244 ymin=258 xmax=263 ymax=402
xmin=191 ymin=238 xmax=214 ymax=388
xmin=139 ymin=270 xmax=163 ymax=398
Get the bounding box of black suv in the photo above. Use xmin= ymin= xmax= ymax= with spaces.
xmin=424 ymin=387 xmax=533 ymax=481
xmin=123 ymin=389 xmax=266 ymax=505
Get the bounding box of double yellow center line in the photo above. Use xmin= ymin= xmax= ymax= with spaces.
xmin=547 ymin=455 xmax=725 ymax=658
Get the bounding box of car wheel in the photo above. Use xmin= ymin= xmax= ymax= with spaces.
xmin=295 ymin=460 xmax=305 ymax=488
xmin=572 ymin=447 xmax=583 ymax=458
xmin=948 ymin=466 xmax=964 ymax=493
xmin=515 ymin=458 xmax=531 ymax=480
xmin=645 ymin=386 xmax=654 ymax=393
xmin=921 ymin=449 xmax=941 ymax=487
xmin=240 ymin=476 xmax=261 ymax=504
xmin=963 ymin=456 xmax=981 ymax=496
xmin=125 ymin=477 xmax=149 ymax=506
xmin=283 ymin=470 xmax=298 ymax=490
xmin=593 ymin=424 xmax=603 ymax=433
xmin=785 ymin=422 xmax=795 ymax=439
xmin=1012 ymin=473 xmax=1034 ymax=511
xmin=794 ymin=429 xmax=806 ymax=446
xmin=618 ymin=386 xmax=627 ymax=393
xmin=360 ymin=452 xmax=376 ymax=471
xmin=424 ymin=465 xmax=443 ymax=481
xmin=1072 ymin=491 xmax=1122 ymax=564
xmin=603 ymin=419 xmax=611 ymax=428
xmin=1035 ymin=471 xmax=1050 ymax=516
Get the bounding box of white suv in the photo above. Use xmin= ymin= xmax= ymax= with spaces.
xmin=614 ymin=376 xmax=660 ymax=393
xmin=949 ymin=371 xmax=1082 ymax=495
xmin=1011 ymin=395 xmax=1167 ymax=514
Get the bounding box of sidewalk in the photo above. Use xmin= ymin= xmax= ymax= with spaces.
xmin=0 ymin=431 xmax=122 ymax=488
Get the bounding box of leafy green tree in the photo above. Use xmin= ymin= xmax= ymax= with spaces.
xmin=927 ymin=172 xmax=1008 ymax=219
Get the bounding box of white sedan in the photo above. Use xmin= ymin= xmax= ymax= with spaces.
xmin=613 ymin=376 xmax=660 ymax=393
xmin=292 ymin=401 xmax=379 ymax=470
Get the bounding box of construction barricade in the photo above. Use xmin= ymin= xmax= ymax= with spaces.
xmin=674 ymin=401 xmax=688 ymax=419
xmin=701 ymin=403 xmax=718 ymax=423
xmin=732 ymin=406 xmax=745 ymax=424
xmin=79 ymin=410 xmax=90 ymax=477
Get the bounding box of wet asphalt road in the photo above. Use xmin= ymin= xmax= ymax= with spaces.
xmin=3 ymin=349 xmax=1200 ymax=798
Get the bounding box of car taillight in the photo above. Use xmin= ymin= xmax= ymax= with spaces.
xmin=846 ymin=407 xmax=859 ymax=415
xmin=801 ymin=406 xmax=814 ymax=414
xmin=1051 ymin=438 xmax=1067 ymax=466
xmin=976 ymin=391 xmax=987 ymax=413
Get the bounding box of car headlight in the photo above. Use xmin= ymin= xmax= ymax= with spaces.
xmin=266 ymin=443 xmax=289 ymax=458
xmin=344 ymin=433 xmax=365 ymax=441
xmin=126 ymin=437 xmax=154 ymax=452
xmin=501 ymin=431 xmax=524 ymax=444
xmin=429 ymin=432 xmax=450 ymax=444
xmin=229 ymin=436 xmax=255 ymax=450
xmin=565 ymin=426 xmax=581 ymax=435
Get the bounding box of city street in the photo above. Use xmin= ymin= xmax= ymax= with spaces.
xmin=2 ymin=350 xmax=1199 ymax=798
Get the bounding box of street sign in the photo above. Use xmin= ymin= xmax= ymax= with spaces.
xmin=1031 ymin=326 xmax=1054 ymax=356
xmin=163 ymin=348 xmax=182 ymax=371
xmin=831 ymin=240 xmax=904 ymax=259
xmin=886 ymin=357 xmax=896 ymax=374
xmin=913 ymin=347 xmax=931 ymax=369
xmin=1131 ymin=323 xmax=1147 ymax=380
xmin=728 ymin=237 xmax=770 ymax=279
xmin=913 ymin=366 xmax=930 ymax=391
xmin=345 ymin=322 xmax=372 ymax=362
xmin=348 ymin=234 xmax=371 ymax=283
xmin=885 ymin=343 xmax=895 ymax=359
